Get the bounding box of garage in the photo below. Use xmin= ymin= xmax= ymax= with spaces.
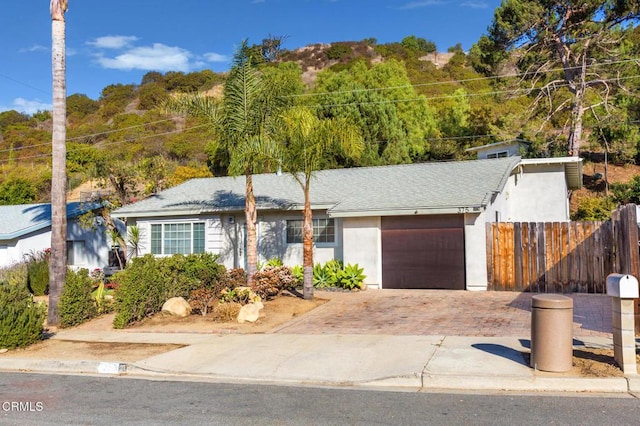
xmin=381 ymin=215 xmax=465 ymax=290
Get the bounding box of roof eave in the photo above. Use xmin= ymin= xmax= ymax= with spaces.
xmin=519 ymin=157 xmax=583 ymax=190
xmin=328 ymin=206 xmax=485 ymax=218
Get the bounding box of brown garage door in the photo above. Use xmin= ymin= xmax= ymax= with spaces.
xmin=381 ymin=215 xmax=465 ymax=290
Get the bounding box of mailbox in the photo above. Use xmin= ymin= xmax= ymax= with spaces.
xmin=606 ymin=274 xmax=639 ymax=299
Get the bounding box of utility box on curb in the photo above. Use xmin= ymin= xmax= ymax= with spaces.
xmin=606 ymin=273 xmax=639 ymax=375
xmin=530 ymin=294 xmax=574 ymax=372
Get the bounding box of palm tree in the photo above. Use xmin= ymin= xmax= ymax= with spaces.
xmin=48 ymin=0 xmax=68 ymax=326
xmin=278 ymin=106 xmax=364 ymax=299
xmin=165 ymin=42 xmax=279 ymax=283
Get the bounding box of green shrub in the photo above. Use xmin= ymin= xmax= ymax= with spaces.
xmin=326 ymin=43 xmax=351 ymax=60
xmin=26 ymin=251 xmax=50 ymax=296
xmin=0 ymin=281 xmax=46 ymax=349
xmin=571 ymin=195 xmax=616 ymax=221
xmin=113 ymin=253 xmax=225 ymax=328
xmin=0 ymin=263 xmax=28 ymax=288
xmin=58 ymin=269 xmax=98 ymax=328
xmin=182 ymin=252 xmax=225 ymax=288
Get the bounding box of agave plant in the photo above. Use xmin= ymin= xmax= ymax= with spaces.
xmin=337 ymin=263 xmax=366 ymax=290
xmin=312 ymin=263 xmax=334 ymax=288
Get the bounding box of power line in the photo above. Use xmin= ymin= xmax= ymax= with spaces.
xmin=288 ymin=57 xmax=640 ymax=98
xmin=0 ymin=117 xmax=179 ymax=155
xmin=0 ymin=123 xmax=210 ymax=165
xmin=308 ymin=74 xmax=640 ymax=109
xmin=0 ymin=72 xmax=50 ymax=96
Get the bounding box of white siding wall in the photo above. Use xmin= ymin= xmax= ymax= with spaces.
xmin=258 ymin=212 xmax=342 ymax=267
xmin=342 ymin=216 xmax=381 ymax=288
xmin=128 ymin=212 xmax=344 ymax=271
xmin=0 ymin=219 xmax=110 ymax=270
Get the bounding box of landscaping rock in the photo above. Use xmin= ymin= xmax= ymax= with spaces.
xmin=237 ymin=301 xmax=264 ymax=323
xmin=162 ymin=297 xmax=191 ymax=317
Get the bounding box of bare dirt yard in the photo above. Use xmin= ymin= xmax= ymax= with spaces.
xmin=0 ymin=292 xmax=326 ymax=364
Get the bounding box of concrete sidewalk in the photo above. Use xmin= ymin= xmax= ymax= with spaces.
xmin=1 ymin=290 xmax=636 ymax=394
xmin=1 ymin=329 xmax=637 ymax=394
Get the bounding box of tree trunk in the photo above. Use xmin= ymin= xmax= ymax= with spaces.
xmin=563 ymin=43 xmax=589 ymax=158
xmin=302 ymin=180 xmax=314 ymax=300
xmin=245 ymin=172 xmax=258 ymax=284
xmin=48 ymin=3 xmax=68 ymax=326
xmin=567 ymin=78 xmax=586 ymax=157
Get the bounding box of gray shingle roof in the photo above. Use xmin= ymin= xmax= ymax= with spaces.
xmin=0 ymin=202 xmax=99 ymax=240
xmin=113 ymin=157 xmax=521 ymax=218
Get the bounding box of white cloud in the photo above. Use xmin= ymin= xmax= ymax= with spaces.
xmin=87 ymin=35 xmax=138 ymax=49
xmin=19 ymin=45 xmax=48 ymax=53
xmin=96 ymin=43 xmax=193 ymax=72
xmin=0 ymin=98 xmax=52 ymax=114
xmin=398 ymin=0 xmax=445 ymax=9
xmin=461 ymin=1 xmax=488 ymax=8
xmin=204 ymin=52 xmax=229 ymax=63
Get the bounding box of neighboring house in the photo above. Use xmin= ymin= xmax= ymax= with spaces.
xmin=466 ymin=139 xmax=531 ymax=159
xmin=0 ymin=202 xmax=112 ymax=271
xmin=112 ymin=156 xmax=582 ymax=291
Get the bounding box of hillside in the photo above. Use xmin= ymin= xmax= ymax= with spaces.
xmin=1 ymin=33 xmax=639 ymax=214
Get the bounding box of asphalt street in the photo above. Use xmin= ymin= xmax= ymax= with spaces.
xmin=1 ymin=373 xmax=639 ymax=425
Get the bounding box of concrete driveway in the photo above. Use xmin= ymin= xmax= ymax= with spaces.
xmin=271 ymin=289 xmax=613 ymax=337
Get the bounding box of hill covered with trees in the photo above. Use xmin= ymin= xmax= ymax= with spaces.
xmin=1 ymin=3 xmax=639 ymax=219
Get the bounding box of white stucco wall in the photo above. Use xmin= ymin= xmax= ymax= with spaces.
xmin=342 ymin=216 xmax=381 ymax=288
xmin=486 ymin=163 xmax=570 ymax=222
xmin=463 ymin=212 xmax=488 ymax=291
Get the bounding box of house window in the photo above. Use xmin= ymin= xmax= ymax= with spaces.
xmin=286 ymin=218 xmax=335 ymax=244
xmin=487 ymin=151 xmax=508 ymax=159
xmin=151 ymin=222 xmax=205 ymax=255
xmin=66 ymin=240 xmax=86 ymax=265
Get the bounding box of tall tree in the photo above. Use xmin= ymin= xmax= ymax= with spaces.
xmin=277 ymin=106 xmax=364 ymax=300
xmin=313 ymin=60 xmax=438 ymax=166
xmin=48 ymin=0 xmax=68 ymax=326
xmin=477 ymin=0 xmax=639 ymax=156
xmin=165 ymin=42 xmax=291 ymax=282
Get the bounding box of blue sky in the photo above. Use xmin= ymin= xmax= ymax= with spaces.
xmin=0 ymin=0 xmax=501 ymax=114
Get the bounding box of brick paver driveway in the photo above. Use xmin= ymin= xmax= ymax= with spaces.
xmin=271 ymin=290 xmax=612 ymax=337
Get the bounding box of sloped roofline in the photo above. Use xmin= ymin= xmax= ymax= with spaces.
xmin=0 ymin=202 xmax=103 ymax=240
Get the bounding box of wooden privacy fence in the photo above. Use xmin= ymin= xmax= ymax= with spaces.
xmin=487 ymin=204 xmax=640 ymax=293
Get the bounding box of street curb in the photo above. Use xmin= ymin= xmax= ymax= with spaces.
xmin=422 ymin=374 xmax=629 ymax=393
xmin=0 ymin=358 xmax=127 ymax=376
xmin=1 ymin=358 xmax=634 ymax=394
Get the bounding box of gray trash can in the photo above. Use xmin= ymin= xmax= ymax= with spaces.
xmin=530 ymin=294 xmax=573 ymax=372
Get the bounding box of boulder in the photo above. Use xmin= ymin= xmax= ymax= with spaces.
xmin=237 ymin=301 xmax=264 ymax=323
xmin=162 ymin=297 xmax=191 ymax=317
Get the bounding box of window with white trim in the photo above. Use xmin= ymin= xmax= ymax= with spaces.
xmin=150 ymin=222 xmax=205 ymax=255
xmin=66 ymin=240 xmax=86 ymax=265
xmin=487 ymin=151 xmax=508 ymax=159
xmin=286 ymin=218 xmax=335 ymax=244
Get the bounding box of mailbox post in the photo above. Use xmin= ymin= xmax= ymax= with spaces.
xmin=606 ymin=273 xmax=639 ymax=375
